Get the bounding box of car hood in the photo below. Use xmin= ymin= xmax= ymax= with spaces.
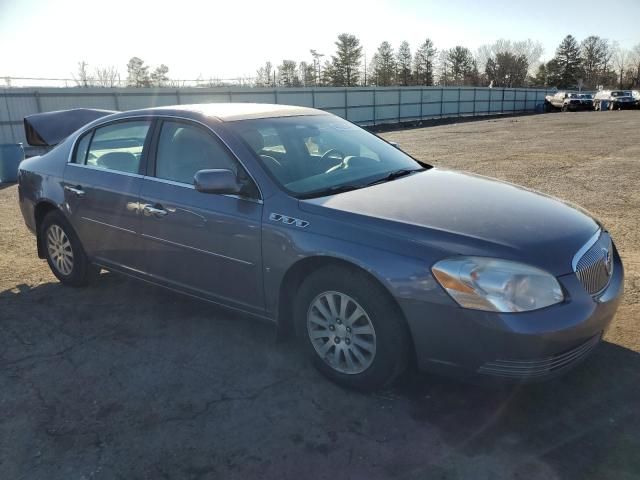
xmin=300 ymin=169 xmax=599 ymax=275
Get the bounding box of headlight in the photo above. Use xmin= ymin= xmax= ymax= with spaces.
xmin=432 ymin=257 xmax=564 ymax=312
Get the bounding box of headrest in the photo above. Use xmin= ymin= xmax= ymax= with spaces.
xmin=97 ymin=151 xmax=138 ymax=173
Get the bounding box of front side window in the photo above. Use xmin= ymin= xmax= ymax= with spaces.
xmin=229 ymin=115 xmax=424 ymax=198
xmin=85 ymin=120 xmax=151 ymax=174
xmin=155 ymin=121 xmax=237 ymax=185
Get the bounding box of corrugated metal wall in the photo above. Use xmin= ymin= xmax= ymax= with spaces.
xmin=1 ymin=86 xmax=553 ymax=149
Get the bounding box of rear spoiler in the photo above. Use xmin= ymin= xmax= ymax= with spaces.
xmin=24 ymin=108 xmax=116 ymax=146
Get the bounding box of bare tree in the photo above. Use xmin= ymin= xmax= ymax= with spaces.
xmin=73 ymin=61 xmax=94 ymax=87
xmin=613 ymin=45 xmax=629 ymax=88
xmin=476 ymin=39 xmax=543 ymax=77
xmin=628 ymin=43 xmax=640 ymax=88
xmin=95 ymin=66 xmax=120 ymax=87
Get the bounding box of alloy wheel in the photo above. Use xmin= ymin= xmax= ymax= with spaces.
xmin=307 ymin=291 xmax=377 ymax=374
xmin=46 ymin=224 xmax=74 ymax=276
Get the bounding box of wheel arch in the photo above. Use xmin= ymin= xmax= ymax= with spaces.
xmin=276 ymin=255 xmax=416 ymax=361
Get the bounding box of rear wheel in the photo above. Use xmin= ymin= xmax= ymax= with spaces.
xmin=40 ymin=211 xmax=98 ymax=286
xmin=294 ymin=266 xmax=410 ymax=391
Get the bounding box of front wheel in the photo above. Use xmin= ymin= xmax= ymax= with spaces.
xmin=294 ymin=266 xmax=410 ymax=391
xmin=41 ymin=211 xmax=98 ymax=287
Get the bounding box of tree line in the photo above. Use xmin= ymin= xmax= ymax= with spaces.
xmin=73 ymin=57 xmax=172 ymax=88
xmin=72 ymin=34 xmax=640 ymax=90
xmin=258 ymin=34 xmax=640 ymax=90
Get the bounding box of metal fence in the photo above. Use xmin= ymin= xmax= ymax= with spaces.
xmin=1 ymin=86 xmax=554 ymax=151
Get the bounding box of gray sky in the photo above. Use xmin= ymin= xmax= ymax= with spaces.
xmin=1 ymin=0 xmax=638 ymax=81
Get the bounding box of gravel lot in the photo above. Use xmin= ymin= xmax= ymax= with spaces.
xmin=1 ymin=111 xmax=639 ymax=480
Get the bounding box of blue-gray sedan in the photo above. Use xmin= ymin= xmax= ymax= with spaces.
xmin=17 ymin=104 xmax=624 ymax=390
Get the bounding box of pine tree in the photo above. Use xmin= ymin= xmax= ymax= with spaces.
xmin=372 ymin=41 xmax=396 ymax=86
xmin=150 ymin=64 xmax=169 ymax=87
xmin=550 ymin=35 xmax=583 ymax=88
xmin=446 ymin=46 xmax=476 ymax=86
xmin=485 ymin=52 xmax=528 ymax=87
xmin=413 ymin=38 xmax=436 ymax=86
xmin=278 ymin=60 xmax=300 ymax=87
xmin=126 ymin=57 xmax=150 ymax=87
xmin=330 ymin=33 xmax=363 ymax=86
xmin=533 ymin=63 xmax=548 ymax=87
xmin=397 ymin=41 xmax=412 ymax=86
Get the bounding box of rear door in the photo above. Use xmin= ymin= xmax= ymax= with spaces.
xmin=137 ymin=119 xmax=264 ymax=312
xmin=63 ymin=119 xmax=153 ymax=270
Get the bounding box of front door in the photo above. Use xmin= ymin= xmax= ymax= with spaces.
xmin=63 ymin=119 xmax=153 ymax=270
xmin=138 ymin=119 xmax=264 ymax=312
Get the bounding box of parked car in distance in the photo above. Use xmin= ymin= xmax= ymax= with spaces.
xmin=544 ymin=91 xmax=594 ymax=112
xmin=594 ymin=90 xmax=636 ymax=110
xmin=17 ymin=104 xmax=624 ymax=391
xmin=633 ymin=90 xmax=640 ymax=108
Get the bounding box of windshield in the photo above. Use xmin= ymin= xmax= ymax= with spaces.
xmin=229 ymin=115 xmax=425 ymax=198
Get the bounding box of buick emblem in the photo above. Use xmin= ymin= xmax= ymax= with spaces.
xmin=602 ymin=248 xmax=612 ymax=275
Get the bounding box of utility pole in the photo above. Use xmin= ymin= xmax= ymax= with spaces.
xmin=363 ymin=51 xmax=367 ymax=86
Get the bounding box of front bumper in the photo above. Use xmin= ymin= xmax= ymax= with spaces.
xmin=566 ymin=102 xmax=593 ymax=111
xmin=401 ymin=247 xmax=624 ymax=382
xmin=612 ymin=101 xmax=635 ymax=110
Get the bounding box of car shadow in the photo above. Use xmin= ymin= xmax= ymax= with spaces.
xmin=1 ymin=272 xmax=638 ymax=479
xmin=392 ymin=342 xmax=640 ymax=476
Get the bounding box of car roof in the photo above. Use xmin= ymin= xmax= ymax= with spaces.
xmin=111 ymin=103 xmax=327 ymax=122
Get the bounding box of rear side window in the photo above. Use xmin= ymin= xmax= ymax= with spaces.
xmin=73 ymin=132 xmax=92 ymax=164
xmin=85 ymin=121 xmax=151 ymax=174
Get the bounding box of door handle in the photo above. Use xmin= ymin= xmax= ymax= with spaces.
xmin=142 ymin=204 xmax=168 ymax=217
xmin=64 ymin=185 xmax=85 ymax=197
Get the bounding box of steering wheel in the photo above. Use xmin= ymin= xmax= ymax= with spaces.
xmin=260 ymin=154 xmax=283 ymax=170
xmin=325 ymin=155 xmax=375 ymax=174
xmin=321 ymin=149 xmax=346 ymax=162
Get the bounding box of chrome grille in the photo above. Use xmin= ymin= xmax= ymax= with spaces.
xmin=574 ymin=231 xmax=613 ymax=296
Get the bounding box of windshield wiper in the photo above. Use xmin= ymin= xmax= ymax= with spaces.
xmin=298 ymin=184 xmax=365 ymax=199
xmin=366 ymin=168 xmax=424 ymax=186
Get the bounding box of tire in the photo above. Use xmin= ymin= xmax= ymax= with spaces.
xmin=40 ymin=210 xmax=98 ymax=287
xmin=561 ymin=105 xmax=568 ymax=112
xmin=609 ymin=101 xmax=615 ymax=111
xmin=294 ymin=266 xmax=410 ymax=391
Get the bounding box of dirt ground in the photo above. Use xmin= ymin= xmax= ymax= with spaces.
xmin=1 ymin=111 xmax=639 ymax=479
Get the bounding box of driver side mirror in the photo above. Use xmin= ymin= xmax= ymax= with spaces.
xmin=194 ymin=169 xmax=241 ymax=195
xmin=389 ymin=141 xmax=401 ymax=150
